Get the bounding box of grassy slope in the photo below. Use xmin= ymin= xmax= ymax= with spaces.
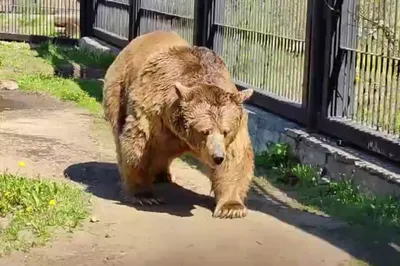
xmin=0 ymin=41 xmax=114 ymax=116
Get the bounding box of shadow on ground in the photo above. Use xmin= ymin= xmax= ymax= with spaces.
xmin=64 ymin=158 xmax=400 ymax=266
xmin=64 ymin=161 xmax=214 ymax=218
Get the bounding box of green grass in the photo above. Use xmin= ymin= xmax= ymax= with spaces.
xmin=18 ymin=74 xmax=104 ymax=114
xmin=255 ymin=142 xmax=400 ymax=231
xmin=0 ymin=171 xmax=90 ymax=256
xmin=0 ymin=41 xmax=113 ymax=116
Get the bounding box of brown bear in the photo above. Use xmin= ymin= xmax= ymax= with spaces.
xmin=102 ymin=30 xmax=254 ymax=219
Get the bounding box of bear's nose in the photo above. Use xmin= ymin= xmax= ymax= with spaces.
xmin=212 ymin=155 xmax=224 ymax=165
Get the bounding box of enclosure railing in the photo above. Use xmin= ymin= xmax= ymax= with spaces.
xmin=0 ymin=0 xmax=80 ymax=43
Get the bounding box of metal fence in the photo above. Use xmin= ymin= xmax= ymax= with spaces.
xmin=337 ymin=0 xmax=400 ymax=136
xmin=212 ymin=0 xmax=308 ymax=104
xmin=0 ymin=0 xmax=80 ymax=42
xmin=319 ymin=0 xmax=400 ymax=161
xmin=88 ymin=0 xmax=194 ymax=48
xmin=1 ymin=0 xmax=400 ymax=163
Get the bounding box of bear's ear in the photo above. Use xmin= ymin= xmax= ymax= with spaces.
xmin=232 ymin=88 xmax=254 ymax=103
xmin=174 ymin=82 xmax=191 ymax=99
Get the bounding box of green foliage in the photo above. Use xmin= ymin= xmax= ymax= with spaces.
xmin=0 ymin=172 xmax=90 ymax=256
xmin=255 ymin=142 xmax=297 ymax=170
xmin=255 ymin=142 xmax=400 ymax=230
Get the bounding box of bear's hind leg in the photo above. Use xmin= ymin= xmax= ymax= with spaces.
xmin=119 ymin=160 xmax=164 ymax=205
xmin=118 ymin=116 xmax=164 ymax=206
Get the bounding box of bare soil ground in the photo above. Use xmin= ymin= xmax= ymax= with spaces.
xmin=0 ymin=89 xmax=397 ymax=266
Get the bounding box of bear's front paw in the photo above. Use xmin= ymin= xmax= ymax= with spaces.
xmin=125 ymin=191 xmax=165 ymax=206
xmin=213 ymin=200 xmax=248 ymax=219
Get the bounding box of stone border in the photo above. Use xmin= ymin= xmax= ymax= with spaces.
xmin=246 ymin=104 xmax=400 ymax=197
xmin=55 ymin=63 xmax=106 ymax=79
xmin=78 ymin=37 xmax=121 ymax=57
xmin=282 ymin=128 xmax=400 ymax=196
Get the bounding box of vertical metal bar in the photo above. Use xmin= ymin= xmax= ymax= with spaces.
xmin=80 ymin=0 xmax=93 ymax=37
xmin=129 ymin=0 xmax=141 ymax=40
xmin=347 ymin=0 xmax=358 ymax=119
xmin=193 ymin=0 xmax=212 ymax=47
xmin=322 ymin=0 xmax=344 ymax=118
xmin=128 ymin=0 xmax=135 ymax=41
xmin=213 ymin=0 xmax=224 ymax=55
xmin=383 ymin=0 xmax=393 ymax=133
xmin=305 ymin=0 xmax=330 ymax=131
xmin=376 ymin=0 xmax=386 ymax=131
xmin=301 ymin=0 xmax=314 ymax=107
xmin=393 ymin=0 xmax=399 ymax=136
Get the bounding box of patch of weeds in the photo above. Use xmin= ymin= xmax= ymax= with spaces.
xmin=255 ymin=142 xmax=400 ymax=231
xmin=17 ymin=74 xmax=103 ymax=115
xmin=255 ymin=142 xmax=297 ymax=169
xmin=0 ymin=169 xmax=90 ymax=256
xmin=35 ymin=41 xmax=115 ymax=70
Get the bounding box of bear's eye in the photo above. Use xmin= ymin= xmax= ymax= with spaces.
xmin=223 ymin=130 xmax=229 ymax=137
xmin=202 ymin=130 xmax=210 ymax=136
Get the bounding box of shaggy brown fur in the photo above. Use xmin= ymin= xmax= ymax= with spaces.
xmin=102 ymin=31 xmax=254 ymax=219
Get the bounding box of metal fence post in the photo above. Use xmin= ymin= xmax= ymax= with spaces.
xmin=128 ymin=0 xmax=141 ymax=41
xmin=80 ymin=0 xmax=94 ymax=37
xmin=304 ymin=0 xmax=330 ymax=132
xmin=321 ymin=0 xmax=344 ymax=118
xmin=193 ymin=0 xmax=213 ymax=47
xmin=324 ymin=0 xmax=356 ymax=119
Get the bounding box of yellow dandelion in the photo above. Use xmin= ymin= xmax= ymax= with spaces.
xmin=48 ymin=199 xmax=56 ymax=206
xmin=26 ymin=206 xmax=33 ymax=212
xmin=4 ymin=191 xmax=11 ymax=197
xmin=18 ymin=161 xmax=26 ymax=167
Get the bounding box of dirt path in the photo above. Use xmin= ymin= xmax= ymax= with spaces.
xmin=0 ymin=90 xmax=394 ymax=266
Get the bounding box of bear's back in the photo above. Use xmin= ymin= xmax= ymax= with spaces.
xmin=105 ymin=31 xmax=190 ymax=89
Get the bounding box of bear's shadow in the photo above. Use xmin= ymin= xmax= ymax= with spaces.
xmin=63 ymin=161 xmax=215 ymax=217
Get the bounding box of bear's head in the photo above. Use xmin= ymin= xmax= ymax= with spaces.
xmin=173 ymin=82 xmax=253 ymax=168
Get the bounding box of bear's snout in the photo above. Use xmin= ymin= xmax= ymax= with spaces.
xmin=207 ymin=133 xmax=225 ymax=165
xmin=212 ymin=153 xmax=224 ymax=165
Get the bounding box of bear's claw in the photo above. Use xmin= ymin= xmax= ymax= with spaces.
xmin=213 ymin=200 xmax=248 ymax=219
xmin=124 ymin=192 xmax=165 ymax=206
xmin=137 ymin=197 xmax=164 ymax=206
